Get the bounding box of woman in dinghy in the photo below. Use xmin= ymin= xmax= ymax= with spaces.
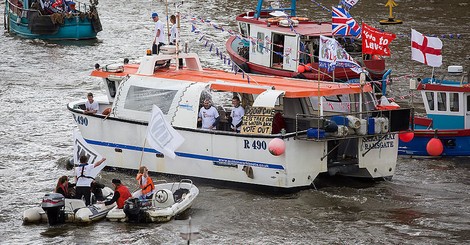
xmin=134 ymin=166 xmax=155 ymax=200
xmin=55 ymin=176 xmax=75 ymax=198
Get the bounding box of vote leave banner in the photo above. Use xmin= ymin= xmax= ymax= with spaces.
xmin=361 ymin=23 xmax=396 ymax=56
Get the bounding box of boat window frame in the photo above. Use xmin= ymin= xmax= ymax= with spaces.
xmin=123 ymin=85 xmax=179 ymax=115
xmin=425 ymin=92 xmax=435 ymax=111
xmin=449 ymin=92 xmax=460 ymax=112
xmin=437 ymin=92 xmax=446 ymax=112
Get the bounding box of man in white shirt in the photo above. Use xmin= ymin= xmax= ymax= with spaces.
xmin=152 ymin=12 xmax=166 ymax=54
xmin=75 ymin=155 xmax=106 ymax=206
xmin=198 ymin=99 xmax=220 ymax=130
xmin=230 ymin=96 xmax=245 ymax=132
xmin=84 ymin=92 xmax=99 ymax=114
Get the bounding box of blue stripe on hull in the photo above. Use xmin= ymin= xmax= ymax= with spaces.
xmin=85 ymin=138 xmax=285 ymax=170
xmin=399 ymin=134 xmax=470 ymax=156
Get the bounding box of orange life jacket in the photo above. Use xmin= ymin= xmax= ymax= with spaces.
xmin=136 ymin=174 xmax=155 ymax=196
xmin=115 ymin=185 xmax=132 ymax=209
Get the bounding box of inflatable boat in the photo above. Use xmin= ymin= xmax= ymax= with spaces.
xmin=106 ymin=179 xmax=199 ymax=223
xmin=23 ymin=187 xmax=115 ymax=225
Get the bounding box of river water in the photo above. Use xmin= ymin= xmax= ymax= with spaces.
xmin=1 ymin=0 xmax=469 ymax=244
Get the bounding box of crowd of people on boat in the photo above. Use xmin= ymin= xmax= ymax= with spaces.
xmin=54 ymin=155 xmax=157 ymax=209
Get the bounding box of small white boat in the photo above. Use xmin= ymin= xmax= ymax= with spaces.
xmin=106 ymin=179 xmax=199 ymax=223
xmin=23 ymin=187 xmax=116 ymax=225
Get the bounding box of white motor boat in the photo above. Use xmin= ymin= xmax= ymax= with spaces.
xmin=68 ymin=51 xmax=413 ymax=190
xmin=106 ymin=179 xmax=199 ymax=223
xmin=23 ymin=187 xmax=116 ymax=225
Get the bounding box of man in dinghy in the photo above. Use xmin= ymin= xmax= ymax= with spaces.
xmin=75 ymin=155 xmax=106 ymax=206
xmin=104 ymin=179 xmax=132 ymax=209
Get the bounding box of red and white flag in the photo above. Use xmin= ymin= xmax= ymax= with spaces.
xmin=362 ymin=23 xmax=396 ymax=56
xmin=411 ymin=29 xmax=443 ymax=67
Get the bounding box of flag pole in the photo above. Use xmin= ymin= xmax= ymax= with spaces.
xmin=431 ymin=67 xmax=435 ymax=83
xmin=139 ymin=138 xmax=147 ymax=169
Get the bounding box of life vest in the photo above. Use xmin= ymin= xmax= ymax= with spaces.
xmin=115 ymin=185 xmax=132 ymax=209
xmin=57 ymin=182 xmax=68 ymax=197
xmin=77 ymin=164 xmax=95 ymax=180
xmin=137 ymin=174 xmax=155 ymax=196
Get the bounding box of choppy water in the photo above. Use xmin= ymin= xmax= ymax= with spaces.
xmin=1 ymin=0 xmax=470 ymax=244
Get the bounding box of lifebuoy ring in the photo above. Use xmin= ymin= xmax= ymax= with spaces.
xmin=267 ymin=18 xmax=279 ymax=23
xmin=297 ymin=17 xmax=309 ymax=21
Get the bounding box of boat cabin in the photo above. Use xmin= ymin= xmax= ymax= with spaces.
xmin=417 ymin=66 xmax=470 ymax=130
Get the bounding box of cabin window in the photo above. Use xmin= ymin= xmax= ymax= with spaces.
xmin=449 ymin=93 xmax=459 ymax=112
xmin=425 ymin=92 xmax=434 ymax=110
xmin=239 ymin=22 xmax=249 ymax=37
xmin=124 ymin=86 xmax=178 ymax=114
xmin=437 ymin=92 xmax=446 ymax=111
xmin=106 ymin=79 xmax=117 ymax=98
xmin=467 ymin=95 xmax=470 ymax=112
xmin=257 ymin=32 xmax=265 ymax=53
xmin=363 ymin=92 xmax=376 ymax=111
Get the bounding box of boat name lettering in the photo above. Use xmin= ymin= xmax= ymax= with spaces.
xmin=216 ymin=158 xmax=268 ymax=168
xmin=243 ymin=140 xmax=267 ymax=150
xmin=178 ymin=104 xmax=193 ymax=111
xmin=363 ymin=141 xmax=394 ymax=150
xmin=73 ymin=114 xmax=88 ymax=126
xmin=362 ymin=134 xmax=395 ymax=142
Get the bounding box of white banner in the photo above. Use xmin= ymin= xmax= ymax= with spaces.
xmin=341 ymin=0 xmax=359 ymax=9
xmin=146 ymin=105 xmax=185 ymax=159
xmin=319 ymin=35 xmax=362 ymax=73
xmin=73 ymin=129 xmax=106 ymax=178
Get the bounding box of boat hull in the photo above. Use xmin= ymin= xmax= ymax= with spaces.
xmin=226 ymin=36 xmax=386 ymax=82
xmin=5 ymin=8 xmax=99 ymax=40
xmin=69 ymin=107 xmax=399 ymax=189
xmin=398 ymin=129 xmax=470 ymax=157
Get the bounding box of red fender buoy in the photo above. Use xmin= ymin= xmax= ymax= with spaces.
xmin=297 ymin=65 xmax=305 ymax=73
xmin=268 ymin=138 xmax=285 ymax=156
xmin=426 ymin=138 xmax=443 ymax=156
xmin=399 ymin=132 xmax=414 ymax=142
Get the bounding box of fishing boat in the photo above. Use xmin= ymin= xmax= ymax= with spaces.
xmin=67 ymin=48 xmax=411 ymax=190
xmin=399 ymin=65 xmax=470 ymax=157
xmin=4 ymin=0 xmax=102 ymax=40
xmin=106 ymin=179 xmax=199 ymax=223
xmin=225 ymin=0 xmax=388 ymax=82
xmin=23 ymin=187 xmax=115 ymax=225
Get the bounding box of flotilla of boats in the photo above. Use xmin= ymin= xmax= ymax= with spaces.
xmin=16 ymin=0 xmax=469 ymax=231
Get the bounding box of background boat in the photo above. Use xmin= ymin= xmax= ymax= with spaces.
xmin=4 ymin=0 xmax=102 ymax=40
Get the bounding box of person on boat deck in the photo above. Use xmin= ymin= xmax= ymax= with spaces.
xmin=75 ymin=155 xmax=106 ymax=206
xmin=198 ymin=99 xmax=220 ymax=130
xmin=84 ymin=92 xmax=99 ymax=114
xmin=169 ymin=14 xmax=184 ymax=68
xmin=133 ymin=166 xmax=155 ymax=200
xmin=152 ymin=12 xmax=166 ymax=55
xmin=229 ymin=96 xmax=245 ymax=133
xmin=55 ymin=175 xmax=75 ymax=198
xmin=103 ymin=179 xmax=132 ymax=209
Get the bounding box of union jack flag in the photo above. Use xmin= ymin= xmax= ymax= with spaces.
xmin=332 ymin=6 xmax=361 ymax=38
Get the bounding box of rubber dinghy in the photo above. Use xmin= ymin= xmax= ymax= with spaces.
xmin=23 ymin=187 xmax=116 ymax=225
xmin=106 ymin=180 xmax=199 ymax=223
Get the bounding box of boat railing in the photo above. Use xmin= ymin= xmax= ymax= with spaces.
xmin=6 ymin=0 xmax=41 ymax=17
xmin=5 ymin=0 xmax=94 ymax=17
xmin=293 ymin=108 xmax=413 ymax=141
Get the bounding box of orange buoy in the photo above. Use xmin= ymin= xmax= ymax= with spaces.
xmin=304 ymin=63 xmax=313 ymax=72
xmin=268 ymin=138 xmax=285 ymax=156
xmin=426 ymin=138 xmax=443 ymax=156
xmin=297 ymin=65 xmax=305 ymax=73
xmin=399 ymin=132 xmax=414 ymax=142
xmin=102 ymin=107 xmax=112 ymax=115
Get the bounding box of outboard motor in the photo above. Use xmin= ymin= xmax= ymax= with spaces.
xmin=123 ymin=198 xmax=147 ymax=223
xmin=41 ymin=193 xmax=65 ymax=225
